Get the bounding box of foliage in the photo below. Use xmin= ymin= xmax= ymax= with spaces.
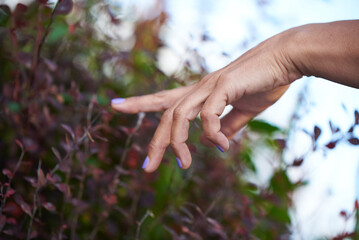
xmin=0 ymin=1 xmax=358 ymax=239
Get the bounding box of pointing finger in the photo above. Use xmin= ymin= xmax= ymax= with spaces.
xmin=111 ymin=84 xmax=195 ymax=114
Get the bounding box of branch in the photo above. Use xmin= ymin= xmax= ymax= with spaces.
xmin=135 ymin=210 xmax=154 ymax=240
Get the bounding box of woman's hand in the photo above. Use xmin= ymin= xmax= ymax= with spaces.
xmin=112 ymin=29 xmax=301 ymax=172
xmin=112 ymin=20 xmax=359 ymax=172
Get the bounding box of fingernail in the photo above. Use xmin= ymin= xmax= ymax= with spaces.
xmin=142 ymin=156 xmax=149 ymax=169
xmin=111 ymin=98 xmax=125 ymax=104
xmin=216 ymin=145 xmax=224 ymax=153
xmin=176 ymin=157 xmax=182 ymax=168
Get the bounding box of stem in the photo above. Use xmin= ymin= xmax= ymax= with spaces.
xmin=135 ymin=210 xmax=154 ymax=240
xmin=26 ymin=160 xmax=42 ymax=240
xmin=0 ymin=147 xmax=25 ymax=216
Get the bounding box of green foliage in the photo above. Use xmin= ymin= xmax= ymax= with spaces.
xmin=248 ymin=119 xmax=281 ymax=134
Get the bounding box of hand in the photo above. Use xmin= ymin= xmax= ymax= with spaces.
xmin=112 ymin=29 xmax=302 ymax=172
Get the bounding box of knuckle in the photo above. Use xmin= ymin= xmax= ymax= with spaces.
xmin=203 ymin=128 xmax=217 ymax=141
xmin=149 ymin=138 xmax=167 ymax=151
xmin=217 ymin=71 xmax=228 ymax=82
xmin=170 ymin=140 xmax=181 ymax=149
xmin=200 ymin=109 xmax=211 ymax=121
xmin=173 ymin=106 xmax=186 ymax=120
xmin=153 ymin=91 xmax=169 ymax=109
xmin=161 ymin=109 xmax=173 ymax=122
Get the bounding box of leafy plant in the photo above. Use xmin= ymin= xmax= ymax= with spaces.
xmin=0 ymin=1 xmax=357 ymax=239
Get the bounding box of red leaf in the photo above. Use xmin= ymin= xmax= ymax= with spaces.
xmin=314 ymin=126 xmax=321 ymax=141
xmin=326 ymin=141 xmax=337 ymax=149
xmin=51 ymin=147 xmax=62 ymax=162
xmin=2 ymin=169 xmax=12 ymax=178
xmin=37 ymin=168 xmax=46 ymax=187
xmin=15 ymin=139 xmax=24 ymax=150
xmin=103 ymin=194 xmax=117 ymax=206
xmin=5 ymin=188 xmax=15 ymax=198
xmin=56 ymin=0 xmax=73 ymax=15
xmin=275 ymin=139 xmax=286 ymax=149
xmin=23 ymin=176 xmax=37 ymax=187
xmin=0 ymin=215 xmax=6 ymax=232
xmin=46 ymin=173 xmax=61 ymax=184
xmin=55 ymin=183 xmax=71 ymax=199
xmin=348 ymin=138 xmax=359 ymax=145
xmin=44 ymin=58 xmax=57 ymax=72
xmin=6 ymin=218 xmax=17 ymax=225
xmin=18 ymin=52 xmax=32 ymax=69
xmin=42 ymin=202 xmax=56 ymax=212
xmin=61 ymin=124 xmax=75 ymax=140
xmin=37 ymin=0 xmax=50 ymax=4
xmin=339 ymin=210 xmax=347 ymax=217
xmin=13 ymin=195 xmax=32 ymax=216
xmin=348 ymin=127 xmax=354 ymax=133
xmin=355 ymin=110 xmax=359 ymax=125
xmin=329 ymin=121 xmax=340 ymax=133
xmin=292 ymin=158 xmax=304 ymax=167
xmin=355 ymin=200 xmax=358 ymax=210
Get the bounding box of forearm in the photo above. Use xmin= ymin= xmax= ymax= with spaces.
xmin=288 ymin=20 xmax=359 ymax=88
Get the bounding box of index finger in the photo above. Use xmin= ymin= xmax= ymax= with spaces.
xmin=111 ymin=85 xmax=195 ymax=114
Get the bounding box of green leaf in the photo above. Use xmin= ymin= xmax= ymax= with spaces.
xmin=0 ymin=7 xmax=10 ymax=26
xmin=247 ymin=119 xmax=281 ymax=134
xmin=97 ymin=92 xmax=109 ymax=106
xmin=47 ymin=21 xmax=68 ymax=43
xmin=267 ymin=206 xmax=291 ymax=223
xmin=8 ymin=102 xmax=21 ymax=113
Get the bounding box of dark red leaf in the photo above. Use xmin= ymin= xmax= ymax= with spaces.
xmin=103 ymin=194 xmax=117 ymax=206
xmin=56 ymin=0 xmax=73 ymax=15
xmin=326 ymin=141 xmax=337 ymax=149
xmin=3 ymin=229 xmax=14 ymax=236
xmin=51 ymin=147 xmax=62 ymax=162
xmin=329 ymin=121 xmax=340 ymax=133
xmin=275 ymin=139 xmax=286 ymax=149
xmin=314 ymin=126 xmax=321 ymax=141
xmin=13 ymin=194 xmax=32 ymax=216
xmin=13 ymin=3 xmax=27 ymax=15
xmin=348 ymin=138 xmax=359 ymax=145
xmin=13 ymin=4 xmax=28 ymax=29
xmin=37 ymin=0 xmax=50 ymax=4
xmin=15 ymin=139 xmax=24 ymax=150
xmin=37 ymin=168 xmax=46 ymax=187
xmin=44 ymin=58 xmax=57 ymax=72
xmin=55 ymin=183 xmax=71 ymax=199
xmin=2 ymin=169 xmax=12 ymax=178
xmin=292 ymin=158 xmax=304 ymax=167
xmin=348 ymin=126 xmax=354 ymax=133
xmin=339 ymin=210 xmax=347 ymax=217
xmin=61 ymin=124 xmax=75 ymax=140
xmin=355 ymin=110 xmax=359 ymax=125
xmin=46 ymin=173 xmax=61 ymax=184
xmin=355 ymin=199 xmax=358 ymax=210
xmin=6 ymin=218 xmax=17 ymax=225
xmin=5 ymin=188 xmax=15 ymax=198
xmin=42 ymin=202 xmax=56 ymax=212
xmin=0 ymin=215 xmax=6 ymax=232
xmin=24 ymin=176 xmax=37 ymax=187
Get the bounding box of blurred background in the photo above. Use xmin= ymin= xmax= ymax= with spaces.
xmin=0 ymin=0 xmax=358 ymax=239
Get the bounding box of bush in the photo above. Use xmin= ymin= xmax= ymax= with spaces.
xmin=0 ymin=1 xmax=358 ymax=239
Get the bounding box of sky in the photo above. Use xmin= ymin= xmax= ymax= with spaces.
xmin=3 ymin=0 xmax=359 ymax=239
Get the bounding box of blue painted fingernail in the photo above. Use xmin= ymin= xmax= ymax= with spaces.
xmin=142 ymin=156 xmax=149 ymax=169
xmin=111 ymin=98 xmax=125 ymax=104
xmin=176 ymin=158 xmax=182 ymax=168
xmin=216 ymin=145 xmax=224 ymax=153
